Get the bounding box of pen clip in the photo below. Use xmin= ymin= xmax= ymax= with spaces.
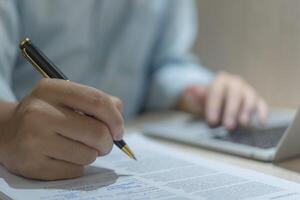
xmin=22 ymin=48 xmax=50 ymax=78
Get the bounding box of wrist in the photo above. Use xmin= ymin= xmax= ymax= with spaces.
xmin=175 ymin=94 xmax=186 ymax=111
xmin=175 ymin=87 xmax=206 ymax=115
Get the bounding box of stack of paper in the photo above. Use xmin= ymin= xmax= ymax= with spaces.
xmin=0 ymin=134 xmax=299 ymax=200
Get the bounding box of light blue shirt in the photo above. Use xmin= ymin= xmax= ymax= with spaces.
xmin=0 ymin=0 xmax=213 ymax=118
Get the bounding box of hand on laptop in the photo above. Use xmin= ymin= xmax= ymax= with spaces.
xmin=177 ymin=72 xmax=268 ymax=131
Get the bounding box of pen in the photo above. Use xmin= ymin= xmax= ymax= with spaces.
xmin=19 ymin=38 xmax=136 ymax=160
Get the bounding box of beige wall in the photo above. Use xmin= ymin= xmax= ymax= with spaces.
xmin=194 ymin=0 xmax=300 ymax=109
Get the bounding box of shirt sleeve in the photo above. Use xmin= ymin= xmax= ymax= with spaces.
xmin=145 ymin=0 xmax=214 ymax=111
xmin=0 ymin=0 xmax=19 ymax=101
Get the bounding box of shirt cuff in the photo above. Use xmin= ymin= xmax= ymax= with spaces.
xmin=0 ymin=76 xmax=16 ymax=102
xmin=146 ymin=64 xmax=214 ymax=110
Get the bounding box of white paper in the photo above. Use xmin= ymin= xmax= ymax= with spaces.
xmin=0 ymin=133 xmax=300 ymax=200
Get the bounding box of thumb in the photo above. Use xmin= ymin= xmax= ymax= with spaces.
xmin=179 ymin=85 xmax=207 ymax=115
xmin=188 ymin=85 xmax=207 ymax=104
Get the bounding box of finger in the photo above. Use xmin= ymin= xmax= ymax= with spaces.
xmin=33 ymin=79 xmax=124 ymax=140
xmin=205 ymin=77 xmax=226 ymax=126
xmin=40 ymin=157 xmax=84 ymax=180
xmin=109 ymin=95 xmax=123 ymax=113
xmin=53 ymin=106 xmax=113 ymax=155
xmin=256 ymin=97 xmax=269 ymax=126
xmin=41 ymin=133 xmax=98 ymax=165
xmin=190 ymin=85 xmax=207 ymax=110
xmin=223 ymin=83 xmax=243 ymax=130
xmin=19 ymin=156 xmax=84 ymax=181
xmin=238 ymin=89 xmax=257 ymax=126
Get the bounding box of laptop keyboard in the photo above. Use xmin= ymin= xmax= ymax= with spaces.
xmin=213 ymin=126 xmax=287 ymax=149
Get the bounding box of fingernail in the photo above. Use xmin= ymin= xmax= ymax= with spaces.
xmin=115 ymin=126 xmax=124 ymax=141
xmin=225 ymin=118 xmax=234 ymax=129
xmin=209 ymin=112 xmax=217 ymax=124
xmin=241 ymin=114 xmax=249 ymax=126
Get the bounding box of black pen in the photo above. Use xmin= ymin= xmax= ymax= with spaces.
xmin=19 ymin=38 xmax=136 ymax=160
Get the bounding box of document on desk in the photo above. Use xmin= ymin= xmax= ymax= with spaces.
xmin=0 ymin=133 xmax=300 ymax=200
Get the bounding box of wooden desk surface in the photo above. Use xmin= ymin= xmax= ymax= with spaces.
xmin=125 ymin=112 xmax=300 ymax=184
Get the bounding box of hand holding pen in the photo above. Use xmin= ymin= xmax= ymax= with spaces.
xmin=0 ymin=38 xmax=135 ymax=181
xmin=20 ymin=38 xmax=136 ymax=160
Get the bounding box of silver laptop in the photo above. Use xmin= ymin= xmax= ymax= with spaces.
xmin=142 ymin=109 xmax=300 ymax=162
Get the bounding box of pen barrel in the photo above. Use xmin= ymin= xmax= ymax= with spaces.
xmin=114 ymin=140 xmax=126 ymax=149
xmin=20 ymin=38 xmax=68 ymax=80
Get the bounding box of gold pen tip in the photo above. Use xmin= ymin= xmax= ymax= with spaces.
xmin=122 ymin=145 xmax=137 ymax=161
xmin=131 ymin=153 xmax=137 ymax=161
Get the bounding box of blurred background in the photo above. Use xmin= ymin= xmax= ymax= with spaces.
xmin=194 ymin=0 xmax=300 ymax=109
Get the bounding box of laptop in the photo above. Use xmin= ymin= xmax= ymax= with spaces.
xmin=142 ymin=109 xmax=300 ymax=162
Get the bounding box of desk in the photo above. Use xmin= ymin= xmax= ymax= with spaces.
xmin=125 ymin=111 xmax=300 ymax=183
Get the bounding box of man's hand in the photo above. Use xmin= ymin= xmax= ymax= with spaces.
xmin=177 ymin=72 xmax=268 ymax=131
xmin=0 ymin=79 xmax=123 ymax=180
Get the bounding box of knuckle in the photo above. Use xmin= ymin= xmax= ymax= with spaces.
xmin=21 ymin=104 xmax=45 ymax=129
xmin=92 ymin=123 xmax=110 ymax=142
xmin=94 ymin=122 xmax=109 ymax=135
xmin=114 ymin=97 xmax=123 ymax=112
xmin=33 ymin=79 xmax=53 ymax=96
xmin=91 ymin=91 xmax=109 ymax=108
xmin=114 ymin=115 xmax=124 ymax=128
xmin=23 ymin=103 xmax=44 ymax=118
